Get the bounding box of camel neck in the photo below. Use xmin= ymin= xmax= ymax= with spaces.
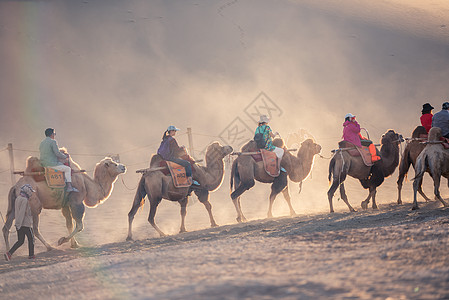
xmin=286 ymin=146 xmax=316 ymax=183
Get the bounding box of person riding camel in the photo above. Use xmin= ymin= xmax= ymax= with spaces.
xmin=342 ymin=113 xmax=381 ymax=162
xmin=157 ymin=125 xmax=193 ymax=181
xmin=39 ymin=128 xmax=78 ymax=193
xmin=254 ymin=115 xmax=284 ymax=161
xmin=420 ymin=102 xmax=434 ymax=133
xmin=431 ymin=102 xmax=449 ymax=139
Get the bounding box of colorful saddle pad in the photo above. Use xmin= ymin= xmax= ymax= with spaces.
xmin=44 ymin=168 xmax=66 ymax=188
xmin=261 ymin=149 xmax=280 ymax=177
xmin=338 ymin=141 xmax=374 ymax=167
xmin=166 ymin=161 xmax=192 ymax=188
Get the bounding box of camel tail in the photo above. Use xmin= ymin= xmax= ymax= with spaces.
xmin=6 ymin=186 xmax=16 ymax=219
xmin=328 ymin=156 xmax=336 ymax=183
xmin=398 ymin=145 xmax=412 ymax=182
xmin=230 ymin=160 xmax=237 ymax=191
xmin=412 ymin=154 xmax=428 ymax=181
xmin=136 ymin=176 xmax=147 ymax=209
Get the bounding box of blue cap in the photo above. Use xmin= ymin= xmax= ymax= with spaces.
xmin=167 ymin=125 xmax=180 ymax=131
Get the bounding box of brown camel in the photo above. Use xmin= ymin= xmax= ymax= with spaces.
xmin=2 ymin=156 xmax=126 ymax=251
xmin=126 ymin=142 xmax=233 ymax=239
xmin=327 ymin=130 xmax=402 ymax=213
xmin=412 ymin=127 xmax=449 ymax=210
xmin=397 ymin=125 xmax=430 ymax=204
xmin=230 ymin=138 xmax=322 ymax=222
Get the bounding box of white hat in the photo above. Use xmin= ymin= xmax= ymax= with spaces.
xmin=258 ymin=115 xmax=270 ymax=123
xmin=167 ymin=125 xmax=180 ymax=131
xmin=345 ymin=113 xmax=355 ymax=119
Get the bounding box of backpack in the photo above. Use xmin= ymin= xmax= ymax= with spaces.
xmin=254 ymin=126 xmax=268 ymax=149
xmin=157 ymin=137 xmax=172 ymax=160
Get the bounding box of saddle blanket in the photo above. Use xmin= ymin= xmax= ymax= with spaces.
xmin=166 ymin=161 xmax=192 ymax=188
xmin=338 ymin=141 xmax=374 ymax=167
xmin=261 ymin=149 xmax=280 ymax=177
xmin=44 ymin=168 xmax=66 ymax=188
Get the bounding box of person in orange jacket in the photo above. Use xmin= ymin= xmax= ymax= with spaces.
xmin=342 ymin=113 xmax=381 ymax=162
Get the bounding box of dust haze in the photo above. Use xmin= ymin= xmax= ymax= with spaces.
xmin=1 ymin=0 xmax=449 ymax=249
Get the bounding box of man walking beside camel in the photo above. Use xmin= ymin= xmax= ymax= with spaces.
xmin=39 ymin=128 xmax=78 ymax=193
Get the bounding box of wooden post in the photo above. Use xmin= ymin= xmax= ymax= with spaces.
xmin=187 ymin=127 xmax=195 ymax=159
xmin=8 ymin=143 xmax=16 ymax=185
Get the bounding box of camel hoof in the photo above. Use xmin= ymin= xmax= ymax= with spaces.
xmin=412 ymin=206 xmax=419 ymax=210
xmin=159 ymin=233 xmax=167 ymax=237
xmin=372 ymin=206 xmax=378 ymax=210
xmin=211 ymin=223 xmax=219 ymax=228
xmin=46 ymin=246 xmax=55 ymax=252
xmin=397 ymin=200 xmax=402 ymax=205
xmin=361 ymin=202 xmax=368 ymax=210
xmin=71 ymin=242 xmax=81 ymax=249
xmin=126 ymin=236 xmax=133 ymax=241
xmin=58 ymin=237 xmax=69 ymax=246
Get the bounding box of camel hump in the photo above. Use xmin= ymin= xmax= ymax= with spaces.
xmin=428 ymin=127 xmax=442 ymax=141
xmin=25 ymin=156 xmax=44 ymax=173
xmin=412 ymin=126 xmax=427 ymax=138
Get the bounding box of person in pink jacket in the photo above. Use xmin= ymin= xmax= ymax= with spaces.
xmin=342 ymin=113 xmax=380 ymax=162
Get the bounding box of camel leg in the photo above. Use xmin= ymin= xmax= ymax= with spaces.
xmin=432 ymin=176 xmax=449 ymax=207
xmin=339 ymin=183 xmax=356 ymax=212
xmin=397 ymin=173 xmax=405 ymax=205
xmin=179 ymin=197 xmax=188 ymax=233
xmin=417 ymin=179 xmax=431 ymax=202
xmin=127 ymin=189 xmax=146 ymax=241
xmin=32 ymin=213 xmax=54 ymax=251
xmin=232 ymin=196 xmax=247 ymax=223
xmin=412 ymin=175 xmax=422 ymax=210
xmin=195 ymin=189 xmax=218 ymax=227
xmin=327 ymin=178 xmax=340 ymax=213
xmin=148 ymin=197 xmax=165 ymax=237
xmin=2 ymin=212 xmax=15 ymax=251
xmin=61 ymin=206 xmax=80 ymax=248
xmin=282 ymin=186 xmax=296 ymax=217
xmin=371 ymin=189 xmax=378 ymax=209
xmin=361 ymin=189 xmax=372 ymax=210
xmin=267 ymin=172 xmax=289 ymax=218
xmin=58 ymin=202 xmax=85 ymax=246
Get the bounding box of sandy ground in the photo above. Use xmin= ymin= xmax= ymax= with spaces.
xmin=1 ymin=200 xmax=448 ymax=300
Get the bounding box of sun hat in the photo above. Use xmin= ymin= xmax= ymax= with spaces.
xmin=421 ymin=103 xmax=434 ymax=113
xmin=258 ymin=115 xmax=270 ymax=123
xmin=344 ymin=113 xmax=355 ymax=119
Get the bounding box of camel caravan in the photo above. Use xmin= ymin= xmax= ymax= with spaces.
xmin=4 ymin=103 xmax=449 ymax=258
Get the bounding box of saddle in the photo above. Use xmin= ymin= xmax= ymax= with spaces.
xmin=338 ymin=141 xmax=374 ymax=167
xmin=250 ymin=150 xmax=280 ymax=177
xmin=157 ymin=155 xmax=195 ymax=188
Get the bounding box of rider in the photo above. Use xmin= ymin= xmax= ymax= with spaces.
xmin=157 ymin=125 xmax=192 ymax=181
xmin=342 ymin=113 xmax=381 ymax=162
xmin=420 ymin=102 xmax=434 ymax=133
xmin=255 ymin=115 xmax=284 ymax=160
xmin=39 ymin=128 xmax=78 ymax=193
xmin=431 ymin=102 xmax=449 ymax=139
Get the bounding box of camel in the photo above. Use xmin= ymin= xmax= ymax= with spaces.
xmin=327 ymin=130 xmax=402 ymax=213
xmin=230 ymin=138 xmax=322 ymax=222
xmin=126 ymin=142 xmax=233 ymax=239
xmin=2 ymin=156 xmax=126 ymax=251
xmin=397 ymin=126 xmax=430 ymax=204
xmin=412 ymin=127 xmax=449 ymax=210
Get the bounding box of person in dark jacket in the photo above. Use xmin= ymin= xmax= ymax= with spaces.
xmin=157 ymin=125 xmax=192 ymax=179
xmin=432 ymin=102 xmax=449 ymax=138
xmin=420 ymin=103 xmax=434 ymax=133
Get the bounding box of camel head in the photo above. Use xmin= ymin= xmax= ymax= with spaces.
xmin=381 ymin=130 xmax=403 ymax=146
xmin=428 ymin=127 xmax=442 ymax=142
xmin=300 ymin=138 xmax=322 ymax=155
xmin=206 ymin=142 xmax=233 ymax=162
xmin=94 ymin=157 xmax=126 ymax=181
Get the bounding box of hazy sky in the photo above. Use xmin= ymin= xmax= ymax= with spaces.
xmin=1 ymin=0 xmax=448 ymax=183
